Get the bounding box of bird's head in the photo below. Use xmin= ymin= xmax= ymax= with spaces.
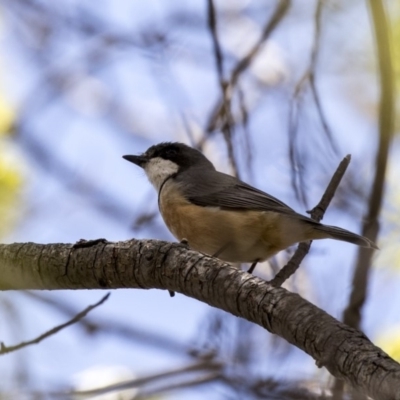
xmin=123 ymin=142 xmax=214 ymax=190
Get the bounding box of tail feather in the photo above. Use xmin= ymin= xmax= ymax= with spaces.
xmin=311 ymin=223 xmax=378 ymax=249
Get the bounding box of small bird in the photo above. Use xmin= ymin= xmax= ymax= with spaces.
xmin=123 ymin=142 xmax=376 ymax=274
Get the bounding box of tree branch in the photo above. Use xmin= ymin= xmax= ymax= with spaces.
xmin=270 ymin=154 xmax=351 ymax=287
xmin=0 ymin=293 xmax=109 ymax=355
xmin=203 ymin=0 xmax=291 ymax=136
xmin=206 ymin=0 xmax=239 ymax=177
xmin=0 ymin=240 xmax=399 ymax=398
xmin=23 ymin=291 xmax=187 ymax=354
xmin=64 ymin=359 xmax=222 ymax=398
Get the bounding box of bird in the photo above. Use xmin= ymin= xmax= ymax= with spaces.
xmin=123 ymin=142 xmax=377 ymax=279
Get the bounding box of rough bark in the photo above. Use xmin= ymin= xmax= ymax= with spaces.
xmin=0 ymin=239 xmax=399 ymax=399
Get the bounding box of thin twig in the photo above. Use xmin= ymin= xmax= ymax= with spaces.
xmin=202 ymin=0 xmax=291 ymax=177
xmin=288 ymin=92 xmax=307 ymax=206
xmin=23 ymin=291 xmax=186 ymax=354
xmin=56 ymin=359 xmax=222 ymax=398
xmin=206 ymin=0 xmax=239 ymax=177
xmin=205 ymin=0 xmax=290 ymax=133
xmin=0 ymin=293 xmax=110 ymax=355
xmin=288 ymin=0 xmax=338 ymax=206
xmin=270 ymin=155 xmax=351 ymax=287
xmin=213 ymin=0 xmax=290 ymax=176
xmin=237 ymin=84 xmax=253 ymax=176
xmin=207 ymin=0 xmax=224 ymax=83
xmin=230 ymin=0 xmax=291 ymax=88
xmin=134 ymin=371 xmax=221 ymax=399
xmin=308 ymin=0 xmax=338 ymax=153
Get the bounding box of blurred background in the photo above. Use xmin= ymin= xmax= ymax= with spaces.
xmin=0 ymin=0 xmax=399 ymax=398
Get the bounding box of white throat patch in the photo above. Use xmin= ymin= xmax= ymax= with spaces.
xmin=144 ymin=157 xmax=179 ymax=191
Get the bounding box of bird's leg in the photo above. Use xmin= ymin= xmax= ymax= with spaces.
xmin=212 ymin=242 xmax=230 ymax=258
xmin=247 ymin=259 xmax=260 ymax=274
xmin=168 ymin=239 xmax=191 ymax=298
xmin=72 ymin=238 xmax=111 ymax=249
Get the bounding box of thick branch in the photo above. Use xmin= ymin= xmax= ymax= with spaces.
xmin=0 ymin=240 xmax=399 ymax=399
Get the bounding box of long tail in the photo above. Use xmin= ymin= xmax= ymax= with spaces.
xmin=311 ymin=223 xmax=378 ymax=249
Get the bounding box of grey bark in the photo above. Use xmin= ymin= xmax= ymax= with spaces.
xmin=0 ymin=239 xmax=399 ymax=399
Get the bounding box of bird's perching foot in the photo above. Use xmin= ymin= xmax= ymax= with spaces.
xmin=73 ymin=238 xmax=111 ymax=249
xmin=169 ymin=239 xmax=191 ymax=298
xmin=247 ymin=259 xmax=260 ymax=274
xmin=212 ymin=242 xmax=230 ymax=259
xmin=180 ymin=238 xmax=189 ymax=247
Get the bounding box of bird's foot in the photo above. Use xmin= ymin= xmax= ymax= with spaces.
xmin=247 ymin=259 xmax=260 ymax=274
xmin=180 ymin=238 xmax=189 ymax=247
xmin=73 ymin=238 xmax=111 ymax=249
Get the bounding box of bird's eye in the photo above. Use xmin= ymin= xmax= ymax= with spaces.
xmin=165 ymin=148 xmax=178 ymax=158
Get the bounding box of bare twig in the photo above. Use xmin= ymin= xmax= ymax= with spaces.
xmin=288 ymin=96 xmax=308 ymax=206
xmin=270 ymin=155 xmax=351 ymax=287
xmin=201 ymin=0 xmax=291 ymax=176
xmin=229 ymin=0 xmax=291 ymax=89
xmin=221 ymin=375 xmax=328 ymax=400
xmin=205 ymin=0 xmax=290 ymax=134
xmin=288 ymin=0 xmax=338 ymax=205
xmin=57 ymin=359 xmax=222 ymax=398
xmin=132 ymin=210 xmax=158 ymax=231
xmin=207 ymin=0 xmax=224 ymax=83
xmin=0 ymin=293 xmax=110 ymax=355
xmin=308 ymin=0 xmax=338 ymax=153
xmin=134 ymin=371 xmax=221 ymax=400
xmin=206 ymin=0 xmax=238 ymax=177
xmin=237 ymin=84 xmax=253 ymax=175
xmin=23 ymin=291 xmax=186 ymax=354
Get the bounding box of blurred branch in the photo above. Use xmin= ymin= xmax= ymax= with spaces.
xmin=237 ymin=85 xmax=253 ymax=175
xmin=0 ymin=240 xmax=399 ymax=398
xmin=16 ymin=126 xmax=135 ymax=223
xmin=221 ymin=375 xmax=328 ymax=400
xmin=202 ymin=0 xmax=291 ymax=145
xmin=7 ymin=0 xmax=167 ymax=53
xmin=288 ymin=0 xmax=337 ymax=206
xmin=206 ymin=0 xmax=290 ymax=130
xmin=270 ymin=154 xmax=351 ymax=287
xmin=343 ymin=0 xmax=394 ymax=330
xmin=0 ymin=293 xmax=109 ymax=355
xmin=0 ymin=296 xmax=32 ymax=385
xmin=229 ymin=0 xmax=290 ymax=88
xmin=134 ymin=371 xmax=221 ymax=400
xmin=24 ymin=291 xmax=187 ymax=355
xmin=7 ymin=0 xmax=173 ymax=229
xmin=61 ymin=358 xmax=222 ymax=398
xmin=207 ymin=0 xmax=224 ymax=82
xmin=308 ymin=0 xmax=337 ymax=153
xmin=207 ymin=0 xmax=238 ymax=176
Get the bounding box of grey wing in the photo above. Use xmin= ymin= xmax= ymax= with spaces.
xmin=177 ymin=168 xmax=297 ymax=215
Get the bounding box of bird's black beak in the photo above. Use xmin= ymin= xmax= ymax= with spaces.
xmin=123 ymin=154 xmax=148 ymax=168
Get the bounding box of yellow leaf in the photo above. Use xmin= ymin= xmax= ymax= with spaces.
xmin=375 ymin=325 xmax=400 ymax=361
